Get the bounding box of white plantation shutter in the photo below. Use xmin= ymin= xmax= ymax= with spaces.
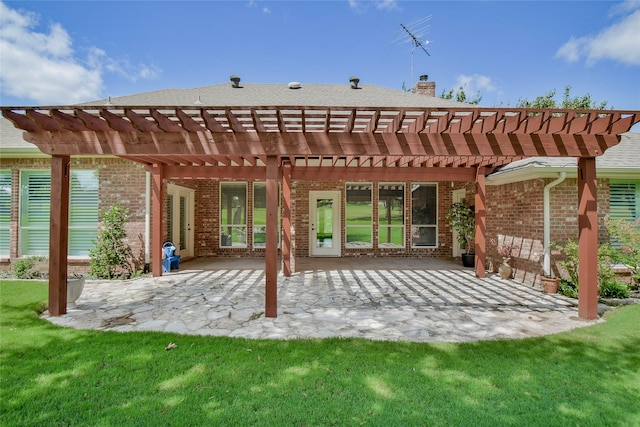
xmin=610 ymin=181 xmax=639 ymax=222
xmin=20 ymin=170 xmax=98 ymax=256
xmin=20 ymin=171 xmax=51 ymax=255
xmin=0 ymin=171 xmax=11 ymax=256
xmin=69 ymin=170 xmax=98 ymax=256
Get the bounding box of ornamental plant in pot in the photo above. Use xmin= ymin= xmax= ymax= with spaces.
xmin=446 ymin=200 xmax=475 ymax=267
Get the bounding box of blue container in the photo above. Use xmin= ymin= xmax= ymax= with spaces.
xmin=162 ymin=242 xmax=180 ymax=272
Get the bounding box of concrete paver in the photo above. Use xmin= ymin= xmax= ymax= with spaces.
xmin=44 ymin=258 xmax=601 ymax=342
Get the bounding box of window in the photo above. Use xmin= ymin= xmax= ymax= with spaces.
xmin=166 ymin=194 xmax=174 ymax=242
xmin=610 ymin=181 xmax=639 ymax=222
xmin=345 ymin=183 xmax=372 ymax=248
xmin=68 ymin=170 xmax=99 ymax=256
xmin=20 ymin=171 xmax=51 ymax=256
xmin=19 ymin=169 xmax=98 ymax=256
xmin=0 ymin=171 xmax=11 ymax=257
xmin=411 ymin=183 xmax=438 ymax=247
xmin=220 ymin=182 xmax=247 ymax=247
xmin=378 ymin=183 xmax=405 ymax=248
xmin=252 ymin=182 xmax=280 ymax=248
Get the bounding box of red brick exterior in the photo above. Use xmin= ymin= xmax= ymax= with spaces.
xmin=2 ymin=155 xmax=612 ymax=286
xmin=0 ymin=157 xmax=146 ymax=274
xmin=486 ymin=178 xmax=610 ymax=285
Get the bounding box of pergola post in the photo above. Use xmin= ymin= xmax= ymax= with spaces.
xmin=48 ymin=155 xmax=70 ymax=316
xmin=474 ymin=167 xmax=487 ymax=278
xmin=265 ymin=156 xmax=279 ymax=317
xmin=151 ymin=165 xmax=164 ymax=277
xmin=282 ymin=161 xmax=292 ymax=276
xmin=577 ymin=157 xmax=599 ymax=319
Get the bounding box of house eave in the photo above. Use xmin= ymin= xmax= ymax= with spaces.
xmin=487 ymin=165 xmax=640 ymax=185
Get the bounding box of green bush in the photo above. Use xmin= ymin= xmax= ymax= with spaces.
xmin=599 ymin=280 xmax=630 ymax=299
xmin=605 ymin=217 xmax=640 ymax=284
xmin=555 ymin=239 xmax=616 ymax=289
xmin=558 ymin=279 xmax=578 ymax=299
xmin=89 ymin=204 xmax=133 ymax=279
xmin=13 ymin=256 xmax=48 ymax=279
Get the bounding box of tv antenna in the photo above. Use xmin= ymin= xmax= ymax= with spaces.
xmin=394 ymin=16 xmax=432 ymax=83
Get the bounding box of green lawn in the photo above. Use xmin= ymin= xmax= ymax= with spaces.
xmin=1 ymin=280 xmax=639 ymax=426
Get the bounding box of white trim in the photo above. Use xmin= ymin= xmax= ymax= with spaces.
xmin=309 ymin=191 xmax=341 ymax=257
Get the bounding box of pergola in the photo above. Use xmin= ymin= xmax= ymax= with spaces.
xmin=3 ymin=105 xmax=639 ymax=320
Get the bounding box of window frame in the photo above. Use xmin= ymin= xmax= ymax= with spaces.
xmin=19 ymin=169 xmax=98 ymax=257
xmin=0 ymin=170 xmax=11 ymax=257
xmin=377 ymin=182 xmax=405 ymax=248
xmin=252 ymin=181 xmax=280 ymax=248
xmin=345 ymin=182 xmax=373 ymax=248
xmin=410 ymin=182 xmax=439 ymax=248
xmin=219 ymin=182 xmax=248 ymax=248
xmin=610 ymin=180 xmax=639 ymax=222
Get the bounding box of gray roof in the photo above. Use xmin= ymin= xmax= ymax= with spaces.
xmin=487 ymin=131 xmax=640 ymax=181
xmin=0 ymin=117 xmax=45 ymax=156
xmin=80 ymin=82 xmax=471 ymax=108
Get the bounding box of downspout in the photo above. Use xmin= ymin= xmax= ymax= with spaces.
xmin=145 ymin=171 xmax=151 ymax=272
xmin=543 ymin=172 xmax=566 ymax=277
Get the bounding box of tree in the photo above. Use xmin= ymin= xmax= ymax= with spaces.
xmin=517 ymin=85 xmax=609 ymax=109
xmin=440 ymin=86 xmax=482 ymax=105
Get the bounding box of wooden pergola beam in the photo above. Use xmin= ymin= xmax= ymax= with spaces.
xmin=48 ymin=155 xmax=70 ymax=316
xmin=577 ymin=158 xmax=599 ymax=319
xmin=265 ymin=156 xmax=279 ymax=317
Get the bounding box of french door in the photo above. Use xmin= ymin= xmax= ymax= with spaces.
xmin=166 ymin=184 xmax=195 ymax=258
xmin=309 ymin=191 xmax=341 ymax=257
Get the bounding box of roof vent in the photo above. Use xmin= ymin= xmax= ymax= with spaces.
xmin=419 ymin=74 xmax=429 ymax=82
xmin=230 ymin=75 xmax=241 ymax=88
xmin=194 ymin=95 xmax=203 ymax=105
xmin=288 ymin=82 xmax=301 ymax=90
xmin=349 ymin=76 xmax=360 ymax=89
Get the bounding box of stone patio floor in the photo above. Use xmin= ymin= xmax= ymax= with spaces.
xmin=44 ymin=257 xmax=604 ymax=343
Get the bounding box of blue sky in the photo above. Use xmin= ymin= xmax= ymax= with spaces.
xmin=1 ymin=0 xmax=639 ymax=110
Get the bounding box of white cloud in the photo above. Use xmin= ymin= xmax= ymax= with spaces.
xmin=349 ymin=0 xmax=399 ymax=12
xmin=376 ymin=1 xmax=399 ymax=11
xmin=556 ymin=4 xmax=640 ymax=66
xmin=0 ymin=2 xmax=160 ymax=105
xmin=454 ymin=74 xmax=496 ymax=95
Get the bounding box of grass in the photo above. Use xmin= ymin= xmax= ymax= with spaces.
xmin=1 ymin=280 xmax=639 ymax=426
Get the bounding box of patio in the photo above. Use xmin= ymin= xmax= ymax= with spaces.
xmin=44 ymin=258 xmax=599 ymax=342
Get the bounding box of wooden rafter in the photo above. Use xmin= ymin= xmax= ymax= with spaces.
xmin=2 ymin=106 xmax=639 ymax=172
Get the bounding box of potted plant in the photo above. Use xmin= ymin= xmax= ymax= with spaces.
xmin=446 ymin=200 xmax=475 ymax=267
xmin=67 ymin=274 xmax=86 ymax=304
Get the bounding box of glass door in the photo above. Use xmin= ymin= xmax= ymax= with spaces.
xmin=309 ymin=191 xmax=341 ymax=257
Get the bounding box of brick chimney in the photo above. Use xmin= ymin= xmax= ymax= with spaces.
xmin=412 ymin=74 xmax=435 ymax=97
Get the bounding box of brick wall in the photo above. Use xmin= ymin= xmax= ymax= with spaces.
xmin=0 ymin=157 xmax=146 ymax=273
xmin=487 ymin=178 xmax=611 ymax=285
xmin=2 ymin=154 xmax=615 ymax=282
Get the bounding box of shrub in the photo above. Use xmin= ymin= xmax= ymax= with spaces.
xmin=13 ymin=256 xmax=48 ymax=279
xmin=558 ymin=279 xmax=578 ymax=299
xmin=599 ymin=280 xmax=630 ymax=299
xmin=605 ymin=217 xmax=640 ymax=284
xmin=555 ymin=239 xmax=615 ymax=288
xmin=89 ymin=204 xmax=133 ymax=279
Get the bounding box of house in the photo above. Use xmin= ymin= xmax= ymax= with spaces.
xmin=2 ymin=75 xmax=638 ymax=319
xmin=485 ymin=132 xmax=640 ymax=283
